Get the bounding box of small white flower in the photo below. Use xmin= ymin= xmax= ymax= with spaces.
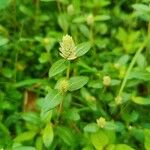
xmin=59 ymin=34 xmax=77 ymax=60
xmin=96 ymin=117 xmax=106 ymax=128
xmin=103 ymin=76 xmax=111 ymax=86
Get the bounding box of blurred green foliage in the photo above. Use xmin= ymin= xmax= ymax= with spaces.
xmin=0 ymin=0 xmax=150 ymax=149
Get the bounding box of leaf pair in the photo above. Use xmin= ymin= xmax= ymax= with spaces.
xmin=49 ymin=42 xmax=91 ymax=78
xmin=42 ymin=76 xmax=88 ymax=112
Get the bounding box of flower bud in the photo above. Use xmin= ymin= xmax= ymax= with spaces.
xmin=43 ymin=37 xmax=50 ymax=45
xmin=119 ymin=67 xmax=126 ymax=79
xmin=115 ymin=95 xmax=122 ymax=105
xmin=128 ymin=125 xmax=133 ymax=130
xmin=103 ymin=76 xmax=111 ymax=86
xmin=114 ymin=63 xmax=120 ymax=69
xmin=96 ymin=117 xmax=106 ymax=128
xmin=67 ymin=4 xmax=74 ymax=15
xmin=59 ymin=34 xmax=77 ymax=60
xmin=87 ymin=14 xmax=94 ymax=26
xmin=42 ymin=37 xmax=52 ymax=52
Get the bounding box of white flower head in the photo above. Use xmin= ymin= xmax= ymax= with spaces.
xmin=103 ymin=75 xmax=111 ymax=86
xmin=96 ymin=117 xmax=106 ymax=128
xmin=59 ymin=34 xmax=77 ymax=60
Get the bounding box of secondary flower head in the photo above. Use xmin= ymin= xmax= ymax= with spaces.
xmin=59 ymin=34 xmax=77 ymax=60
xmin=103 ymin=75 xmax=111 ymax=86
xmin=115 ymin=95 xmax=122 ymax=105
xmin=67 ymin=4 xmax=74 ymax=15
xmin=87 ymin=14 xmax=94 ymax=26
xmin=96 ymin=117 xmax=106 ymax=128
xmin=58 ymin=79 xmax=69 ymax=94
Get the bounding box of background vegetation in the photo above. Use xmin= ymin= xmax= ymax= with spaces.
xmin=0 ymin=0 xmax=150 ymax=149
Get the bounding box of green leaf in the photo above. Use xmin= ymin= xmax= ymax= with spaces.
xmin=144 ymin=129 xmax=150 ymax=150
xmin=132 ymin=4 xmax=150 ymax=12
xmin=84 ymin=123 xmax=99 ymax=133
xmin=0 ymin=122 xmax=10 ymax=136
xmin=91 ymin=130 xmax=109 ymax=150
xmin=115 ymin=144 xmax=135 ymax=150
xmin=0 ymin=36 xmax=9 ymax=46
xmin=106 ymin=144 xmax=135 ymax=150
xmin=49 ymin=59 xmax=68 ymax=78
xmin=68 ymin=76 xmax=89 ymax=91
xmin=105 ymin=144 xmax=115 ymax=150
xmin=2 ymin=68 xmax=13 ymax=78
xmin=14 ymin=131 xmax=36 ymax=142
xmin=94 ymin=15 xmax=110 ymax=21
xmin=40 ymin=110 xmax=52 ymax=123
xmin=78 ymin=24 xmax=90 ymax=38
xmin=136 ymin=53 xmax=147 ymax=68
xmin=14 ymin=79 xmax=45 ymax=88
xmin=39 ymin=52 xmax=50 ymax=63
xmin=22 ymin=112 xmax=41 ymax=125
xmin=132 ymin=96 xmax=150 ymax=105
xmin=82 ymin=146 xmax=94 ymax=150
xmin=35 ymin=137 xmax=43 ymax=150
xmin=132 ymin=4 xmax=150 ymax=21
xmin=65 ymin=108 xmax=80 ymax=121
xmin=58 ymin=14 xmax=68 ymax=33
xmin=56 ymin=126 xmax=76 ymax=146
xmin=104 ymin=122 xmax=124 ymax=132
xmin=128 ymin=70 xmax=150 ymax=81
xmin=122 ymin=111 xmax=139 ymax=123
xmin=0 ymin=0 xmax=10 ymax=10
xmin=88 ymin=81 xmax=103 ymax=89
xmin=105 ymin=130 xmax=116 ymax=144
xmin=111 ymin=79 xmax=121 ymax=86
xmin=130 ymin=128 xmax=144 ymax=143
xmin=117 ymin=54 xmax=130 ymax=65
xmin=73 ymin=16 xmax=86 ymax=23
xmin=42 ymin=90 xmax=63 ymax=112
xmin=42 ymin=123 xmax=54 ymax=148
xmin=12 ymin=146 xmax=36 ymax=150
xmin=76 ymin=42 xmax=91 ymax=57
xmin=19 ymin=5 xmax=33 ymax=16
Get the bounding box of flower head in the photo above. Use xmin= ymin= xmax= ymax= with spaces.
xmin=96 ymin=117 xmax=106 ymax=128
xmin=115 ymin=95 xmax=122 ymax=105
xmin=103 ymin=75 xmax=111 ymax=86
xmin=67 ymin=4 xmax=74 ymax=15
xmin=87 ymin=14 xmax=94 ymax=26
xmin=58 ymin=79 xmax=69 ymax=94
xmin=59 ymin=34 xmax=77 ymax=60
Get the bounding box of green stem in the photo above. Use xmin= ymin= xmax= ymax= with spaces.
xmin=66 ymin=61 xmax=70 ymax=79
xmin=34 ymin=0 xmax=40 ymax=30
xmin=56 ymin=98 xmax=64 ymax=124
xmin=57 ymin=0 xmax=61 ymax=12
xmin=118 ymin=41 xmax=147 ymax=96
